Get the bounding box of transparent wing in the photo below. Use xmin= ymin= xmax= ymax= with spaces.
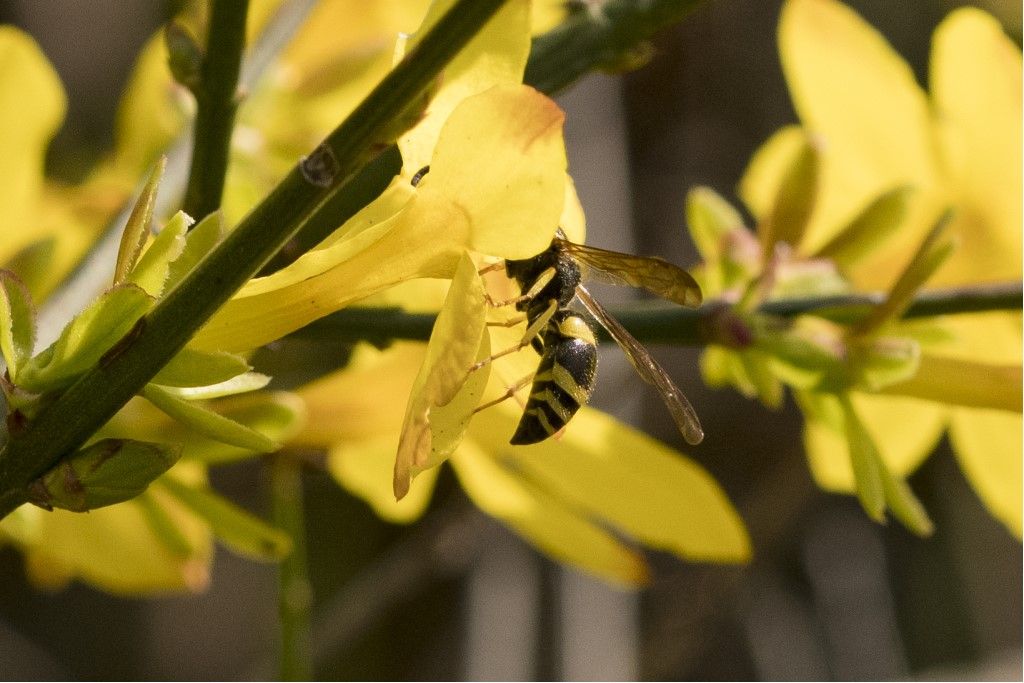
xmin=575 ymin=285 xmax=704 ymax=445
xmin=555 ymin=237 xmax=702 ymax=308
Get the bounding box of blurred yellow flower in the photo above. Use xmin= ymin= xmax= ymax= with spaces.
xmin=702 ymin=0 xmax=1021 ymax=535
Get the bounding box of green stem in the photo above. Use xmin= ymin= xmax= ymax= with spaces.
xmin=525 ymin=0 xmax=705 ymax=95
xmin=0 ymin=0 xmax=510 ymax=521
xmin=182 ymin=0 xmax=250 ymax=222
xmin=259 ymin=0 xmax=705 ymax=275
xmin=271 ymin=455 xmax=312 ymax=681
xmin=290 ymin=281 xmax=1022 ymax=346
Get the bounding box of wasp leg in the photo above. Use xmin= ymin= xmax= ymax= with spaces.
xmin=473 ymin=374 xmax=535 ymax=414
xmin=486 ymin=315 xmax=527 ymax=328
xmin=477 ymin=262 xmax=506 ymax=275
xmin=484 ymin=266 xmax=557 ymax=308
xmin=469 ymin=300 xmax=557 ymax=372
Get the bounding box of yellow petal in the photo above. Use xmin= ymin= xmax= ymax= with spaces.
xmin=394 ymin=253 xmax=488 ymax=499
xmin=738 ymin=126 xmax=804 ymax=222
xmin=0 ymin=27 xmax=66 ymax=262
xmin=880 ymin=354 xmax=1021 ymax=413
xmin=931 ymin=8 xmax=1022 ymax=286
xmin=800 ymin=391 xmax=946 ymax=491
xmin=451 ymin=438 xmax=649 ymax=587
xmin=328 ymin=435 xmax=438 ymax=524
xmin=196 ymin=86 xmax=565 ymax=351
xmin=949 ymin=408 xmax=1022 ymax=538
xmin=398 ymin=0 xmax=531 ymax=174
xmin=295 ymin=342 xmax=424 ymax=446
xmin=498 ymin=406 xmax=751 ymax=563
xmin=1 ymin=484 xmax=212 ymax=594
xmin=778 ymin=0 xmax=940 ymax=255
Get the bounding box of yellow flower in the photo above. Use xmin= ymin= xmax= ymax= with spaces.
xmin=705 ymin=0 xmax=1021 ymax=535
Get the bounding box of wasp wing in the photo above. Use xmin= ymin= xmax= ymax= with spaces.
xmin=575 ymin=285 xmax=704 ymax=445
xmin=556 ymin=238 xmax=702 ymax=308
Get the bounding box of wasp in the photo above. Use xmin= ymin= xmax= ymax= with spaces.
xmin=476 ymin=230 xmax=705 ymax=447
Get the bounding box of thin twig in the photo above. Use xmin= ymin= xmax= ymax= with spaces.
xmin=181 ymin=0 xmax=250 ymax=221
xmin=271 ymin=456 xmax=313 ymax=681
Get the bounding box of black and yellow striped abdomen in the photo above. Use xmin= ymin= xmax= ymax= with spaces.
xmin=510 ymin=312 xmax=598 ymax=445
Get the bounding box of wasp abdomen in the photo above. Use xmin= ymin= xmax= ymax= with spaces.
xmin=510 ymin=313 xmax=597 ymax=445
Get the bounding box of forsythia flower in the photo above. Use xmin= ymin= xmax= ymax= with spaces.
xmin=700 ymin=0 xmax=1021 ymax=535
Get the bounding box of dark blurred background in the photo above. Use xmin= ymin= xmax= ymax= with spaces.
xmin=0 ymin=0 xmax=1019 ymax=679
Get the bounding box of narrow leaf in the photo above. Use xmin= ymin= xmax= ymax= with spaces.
xmin=18 ymin=284 xmax=153 ymax=393
xmin=164 ymin=211 xmax=224 ymax=293
xmin=840 ymin=394 xmax=886 ymax=521
xmin=879 ymin=465 xmax=934 ymax=536
xmin=854 ymin=211 xmax=955 ymax=336
xmin=0 ymin=269 xmax=36 ymax=381
xmin=151 ymin=346 xmax=251 ymax=388
xmin=2 ymin=237 xmax=54 ymax=297
xmin=114 ymin=157 xmax=166 ymax=285
xmin=157 ymin=476 xmax=292 ymax=561
xmin=180 ymin=392 xmax=306 ymax=464
xmin=814 ymin=185 xmax=914 ymax=267
xmin=760 ymin=134 xmax=820 ymax=255
xmin=142 ymin=383 xmax=278 ymax=452
xmin=128 ymin=211 xmax=192 ymax=297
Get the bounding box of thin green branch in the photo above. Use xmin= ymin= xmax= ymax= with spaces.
xmin=290 ymin=282 xmax=1023 ymax=346
xmin=182 ymin=0 xmax=250 ymax=221
xmin=271 ymin=455 xmax=313 ymax=681
xmin=0 ymin=0 xmax=510 ymax=521
xmin=525 ymin=0 xmax=705 ymax=95
xmin=259 ymin=0 xmax=706 ymax=274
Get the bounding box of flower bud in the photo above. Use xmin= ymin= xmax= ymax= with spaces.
xmin=28 ymin=439 xmax=181 ymax=512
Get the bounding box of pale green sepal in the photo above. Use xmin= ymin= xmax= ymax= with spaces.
xmin=814 ymin=186 xmax=914 ymax=267
xmin=164 ymin=212 xmax=224 ymax=293
xmin=180 ymin=392 xmax=305 ymax=464
xmin=161 ymin=372 xmax=270 ymax=400
xmin=18 ymin=284 xmax=154 ymax=393
xmin=851 ymin=336 xmax=921 ymax=391
xmin=128 ymin=210 xmax=192 ymax=297
xmin=27 ymin=438 xmax=180 ymax=512
xmin=840 ymin=394 xmax=886 ymax=522
xmin=878 ymin=464 xmax=934 ymax=536
xmin=114 ymin=157 xmax=166 ymax=285
xmin=141 ymin=384 xmax=278 ymax=452
xmin=686 ymin=186 xmax=745 ymax=264
xmin=151 ymin=347 xmax=251 ymax=388
xmin=855 ymin=212 xmax=955 ymax=336
xmin=157 ymin=476 xmax=292 ymax=561
xmin=0 ymin=269 xmax=36 ymax=381
xmin=136 ymin=490 xmax=196 ymax=557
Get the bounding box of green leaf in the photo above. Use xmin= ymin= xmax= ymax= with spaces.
xmin=127 ymin=211 xmax=192 ymax=297
xmin=180 ymin=392 xmax=306 ymax=464
xmin=18 ymin=284 xmax=154 ymax=393
xmin=141 ymin=383 xmax=278 ymax=452
xmin=840 ymin=394 xmax=886 ymax=522
xmin=164 ymin=212 xmax=224 ymax=293
xmin=114 ymin=157 xmax=166 ymax=285
xmin=136 ymin=490 xmax=197 ymax=558
xmin=760 ymin=134 xmax=819 ymax=255
xmin=814 ymin=185 xmax=914 ymax=267
xmin=0 ymin=269 xmax=36 ymax=381
xmin=151 ymin=346 xmax=251 ymax=388
xmin=27 ymin=438 xmax=180 ymax=512
xmin=739 ymin=350 xmax=783 ymax=409
xmin=156 ymin=476 xmax=292 ymax=561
